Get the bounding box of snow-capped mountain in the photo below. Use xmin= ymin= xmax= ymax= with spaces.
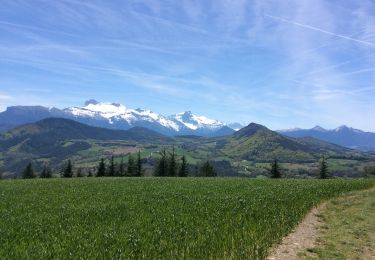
xmin=0 ymin=100 xmax=234 ymax=137
xmin=278 ymin=125 xmax=375 ymax=151
xmin=227 ymin=123 xmax=244 ymax=131
xmin=169 ymin=111 xmax=230 ymax=136
xmin=64 ymin=100 xmax=180 ymax=135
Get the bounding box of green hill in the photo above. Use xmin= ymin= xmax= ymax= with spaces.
xmin=220 ymin=123 xmax=367 ymax=162
xmin=0 ymin=118 xmax=169 ymax=174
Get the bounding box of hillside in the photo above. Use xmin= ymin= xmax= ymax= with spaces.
xmin=279 ymin=126 xmax=375 ymax=151
xmin=0 ymin=117 xmax=167 ymax=149
xmin=219 ymin=123 xmax=363 ymax=162
xmin=0 ymin=118 xmax=169 ymax=174
xmin=0 ymin=119 xmax=373 ymax=177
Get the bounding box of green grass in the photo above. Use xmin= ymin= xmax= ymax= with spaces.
xmin=302 ymin=187 xmax=375 ymax=259
xmin=0 ymin=178 xmax=374 ymax=259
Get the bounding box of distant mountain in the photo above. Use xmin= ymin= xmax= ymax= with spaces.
xmin=279 ymin=125 xmax=375 ymax=151
xmin=0 ymin=119 xmax=372 ymax=177
xmin=0 ymin=100 xmax=231 ymax=137
xmin=169 ymin=111 xmax=231 ymax=136
xmin=227 ymin=123 xmax=244 ymax=131
xmin=0 ymin=106 xmax=64 ymax=132
xmin=221 ymin=123 xmax=362 ymax=162
xmin=0 ymin=117 xmax=167 ymax=152
xmin=0 ymin=118 xmax=169 ymax=174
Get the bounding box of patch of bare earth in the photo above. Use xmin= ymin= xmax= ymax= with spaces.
xmin=266 ymin=203 xmax=325 ymax=260
xmin=107 ymin=147 xmax=140 ymax=156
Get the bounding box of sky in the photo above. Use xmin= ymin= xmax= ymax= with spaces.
xmin=1 ymin=0 xmax=375 ymax=131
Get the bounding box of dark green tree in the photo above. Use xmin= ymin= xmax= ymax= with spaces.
xmin=319 ymin=154 xmax=329 ymax=179
xmin=40 ymin=165 xmax=52 ymax=178
xmin=108 ymin=156 xmax=116 ymax=177
xmin=97 ymin=158 xmax=106 ymax=177
xmin=270 ymin=159 xmax=281 ymax=178
xmin=88 ymin=169 xmax=93 ymax=177
xmin=119 ymin=157 xmax=125 ymax=176
xmin=76 ymin=168 xmax=83 ymax=177
xmin=136 ymin=151 xmax=142 ymax=177
xmin=199 ymin=160 xmax=217 ymax=177
xmin=154 ymin=148 xmax=168 ymax=176
xmin=127 ymin=154 xmax=136 ymax=176
xmin=22 ymin=162 xmax=35 ymax=179
xmin=178 ymin=155 xmax=188 ymax=177
xmin=62 ymin=160 xmax=73 ymax=178
xmin=364 ymin=165 xmax=375 ymax=178
xmin=168 ymin=146 xmax=177 ymax=177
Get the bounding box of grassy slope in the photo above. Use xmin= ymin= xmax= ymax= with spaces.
xmin=302 ymin=186 xmax=375 ymax=259
xmin=0 ymin=178 xmax=374 ymax=259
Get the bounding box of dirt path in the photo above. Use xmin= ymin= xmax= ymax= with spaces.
xmin=266 ymin=203 xmax=325 ymax=260
xmin=267 ymin=187 xmax=375 ymax=260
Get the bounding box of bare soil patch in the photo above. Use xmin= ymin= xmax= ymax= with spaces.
xmin=267 ymin=204 xmax=325 ymax=260
xmin=106 ymin=147 xmax=140 ymax=156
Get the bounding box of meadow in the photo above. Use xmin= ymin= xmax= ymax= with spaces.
xmin=0 ymin=178 xmax=374 ymax=259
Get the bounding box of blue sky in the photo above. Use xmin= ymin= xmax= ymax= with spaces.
xmin=1 ymin=0 xmax=375 ymax=131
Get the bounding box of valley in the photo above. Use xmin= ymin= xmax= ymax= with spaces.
xmin=1 ymin=118 xmax=374 ymax=178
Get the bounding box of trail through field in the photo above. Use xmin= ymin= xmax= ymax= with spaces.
xmin=268 ymin=187 xmax=375 ymax=260
xmin=305 ymin=187 xmax=375 ymax=259
xmin=267 ymin=203 xmax=325 ymax=260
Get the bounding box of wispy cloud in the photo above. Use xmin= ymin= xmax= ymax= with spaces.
xmin=265 ymin=14 xmax=375 ymax=47
xmin=1 ymin=0 xmax=375 ymax=130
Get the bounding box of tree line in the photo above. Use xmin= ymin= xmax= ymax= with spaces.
xmin=153 ymin=147 xmax=217 ymax=177
xmin=18 ymin=148 xmax=218 ymax=179
xmin=269 ymin=154 xmax=330 ymax=179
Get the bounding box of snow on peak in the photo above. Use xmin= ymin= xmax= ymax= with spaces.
xmin=83 ymin=102 xmax=127 ymax=115
xmin=278 ymin=127 xmax=302 ymax=132
xmin=84 ymin=99 xmax=100 ymax=106
xmin=335 ymin=125 xmax=347 ymax=132
xmin=334 ymin=125 xmax=363 ymax=133
xmin=172 ymin=111 xmax=224 ymax=130
xmin=228 ymin=123 xmax=244 ymax=131
xmin=63 ymin=101 xmax=226 ymax=133
xmin=311 ymin=125 xmax=327 ymax=132
xmin=65 ymin=101 xmax=180 ymax=130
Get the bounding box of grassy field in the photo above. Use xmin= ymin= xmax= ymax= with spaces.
xmin=0 ymin=178 xmax=374 ymax=259
xmin=302 ymin=187 xmax=375 ymax=259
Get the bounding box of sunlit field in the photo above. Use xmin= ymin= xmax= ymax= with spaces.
xmin=0 ymin=178 xmax=374 ymax=259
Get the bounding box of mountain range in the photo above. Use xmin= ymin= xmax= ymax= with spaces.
xmin=0 ymin=100 xmax=235 ymax=137
xmin=279 ymin=126 xmax=375 ymax=151
xmin=1 ymin=118 xmax=371 ymax=177
xmin=1 ymin=100 xmax=375 ymax=152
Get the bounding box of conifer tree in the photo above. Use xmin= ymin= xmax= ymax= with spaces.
xmin=136 ymin=151 xmax=142 ymax=177
xmin=40 ymin=165 xmax=52 ymax=178
xmin=76 ymin=168 xmax=83 ymax=177
xmin=127 ymin=154 xmax=136 ymax=176
xmin=168 ymin=146 xmax=177 ymax=177
xmin=119 ymin=157 xmax=125 ymax=176
xmin=178 ymin=155 xmax=188 ymax=177
xmin=270 ymin=159 xmax=281 ymax=178
xmin=97 ymin=158 xmax=106 ymax=177
xmin=154 ymin=148 xmax=168 ymax=176
xmin=108 ymin=156 xmax=116 ymax=177
xmin=199 ymin=160 xmax=216 ymax=177
xmin=22 ymin=162 xmax=35 ymax=179
xmin=62 ymin=160 xmax=73 ymax=178
xmin=363 ymin=166 xmax=369 ymax=178
xmin=319 ymin=154 xmax=329 ymax=179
